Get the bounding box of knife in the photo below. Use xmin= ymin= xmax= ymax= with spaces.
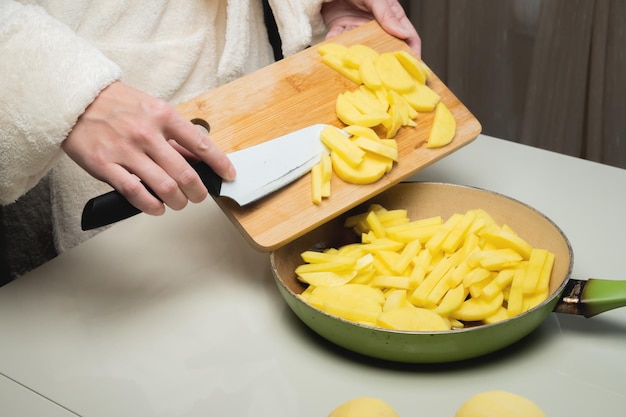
xmin=81 ymin=123 xmax=331 ymax=230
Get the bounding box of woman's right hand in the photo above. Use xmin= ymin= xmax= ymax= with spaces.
xmin=61 ymin=81 xmax=236 ymax=216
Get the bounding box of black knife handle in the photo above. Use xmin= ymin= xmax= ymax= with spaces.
xmin=81 ymin=161 xmax=223 ymax=231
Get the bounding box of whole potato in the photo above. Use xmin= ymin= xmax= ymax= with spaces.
xmin=328 ymin=397 xmax=399 ymax=417
xmin=456 ymin=390 xmax=547 ymax=417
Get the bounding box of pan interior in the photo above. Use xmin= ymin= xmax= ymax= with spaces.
xmin=272 ymin=182 xmax=573 ymax=324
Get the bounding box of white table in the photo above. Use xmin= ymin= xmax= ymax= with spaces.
xmin=0 ymin=375 xmax=77 ymax=417
xmin=1 ymin=135 xmax=625 ymax=416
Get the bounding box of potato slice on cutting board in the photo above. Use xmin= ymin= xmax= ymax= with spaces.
xmin=427 ymin=101 xmax=456 ymax=148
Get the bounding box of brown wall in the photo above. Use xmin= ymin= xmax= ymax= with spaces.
xmin=404 ymin=0 xmax=626 ymax=169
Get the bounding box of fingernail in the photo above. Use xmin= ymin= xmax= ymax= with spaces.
xmin=198 ymin=138 xmax=210 ymax=150
xmin=226 ymin=164 xmax=237 ymax=181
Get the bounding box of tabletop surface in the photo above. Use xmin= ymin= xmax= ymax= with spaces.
xmin=0 ymin=375 xmax=78 ymax=417
xmin=1 ymin=135 xmax=625 ymax=417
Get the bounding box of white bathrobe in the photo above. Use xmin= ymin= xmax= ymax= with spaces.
xmin=0 ymin=0 xmax=327 ymax=262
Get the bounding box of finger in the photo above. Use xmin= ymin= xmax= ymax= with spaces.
xmin=395 ymin=17 xmax=421 ymax=56
xmin=103 ymin=163 xmax=167 ymax=216
xmin=405 ymin=33 xmax=422 ymax=58
xmin=371 ymin=0 xmax=422 ymax=56
xmin=92 ymin=145 xmax=195 ymax=214
xmin=163 ymin=114 xmax=236 ymax=182
xmin=167 ymin=139 xmax=197 ymax=161
xmin=141 ymin=140 xmax=207 ymax=207
xmin=326 ymin=16 xmax=421 ymax=57
xmin=325 ymin=24 xmax=346 ymax=39
xmin=325 ymin=16 xmax=371 ymax=38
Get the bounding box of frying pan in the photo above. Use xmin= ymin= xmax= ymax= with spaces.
xmin=270 ymin=182 xmax=626 ymax=363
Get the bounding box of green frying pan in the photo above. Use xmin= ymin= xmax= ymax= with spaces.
xmin=270 ymin=182 xmax=626 ymax=363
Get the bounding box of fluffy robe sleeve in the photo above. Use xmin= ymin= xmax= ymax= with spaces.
xmin=0 ymin=1 xmax=122 ymax=204
xmin=269 ymin=0 xmax=329 ymax=57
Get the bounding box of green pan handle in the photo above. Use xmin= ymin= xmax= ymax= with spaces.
xmin=555 ymin=278 xmax=626 ymax=318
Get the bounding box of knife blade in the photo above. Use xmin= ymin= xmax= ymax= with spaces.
xmin=81 ymin=123 xmax=331 ymax=230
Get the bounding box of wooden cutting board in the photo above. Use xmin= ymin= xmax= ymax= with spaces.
xmin=177 ymin=21 xmax=481 ymax=251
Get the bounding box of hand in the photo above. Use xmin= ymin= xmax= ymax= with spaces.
xmin=321 ymin=0 xmax=421 ymax=57
xmin=62 ymin=81 xmax=236 ymax=216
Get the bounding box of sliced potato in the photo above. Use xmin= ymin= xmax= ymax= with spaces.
xmin=344 ymin=44 xmax=380 ymax=68
xmin=375 ymin=52 xmax=415 ymax=93
xmin=427 ymin=101 xmax=456 ymax=148
xmin=320 ymin=125 xmax=365 ymax=168
xmin=296 ymin=203 xmax=555 ymax=331
xmin=377 ymin=306 xmax=450 ymax=331
xmin=403 ymin=83 xmax=440 ymax=112
xmin=394 ymin=50 xmax=430 ymax=84
xmin=331 ymin=152 xmax=389 ymax=185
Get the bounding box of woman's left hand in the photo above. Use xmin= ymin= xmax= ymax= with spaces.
xmin=321 ymin=0 xmax=421 ymax=57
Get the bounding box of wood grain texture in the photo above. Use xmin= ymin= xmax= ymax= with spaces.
xmin=176 ymin=21 xmax=482 ymax=251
